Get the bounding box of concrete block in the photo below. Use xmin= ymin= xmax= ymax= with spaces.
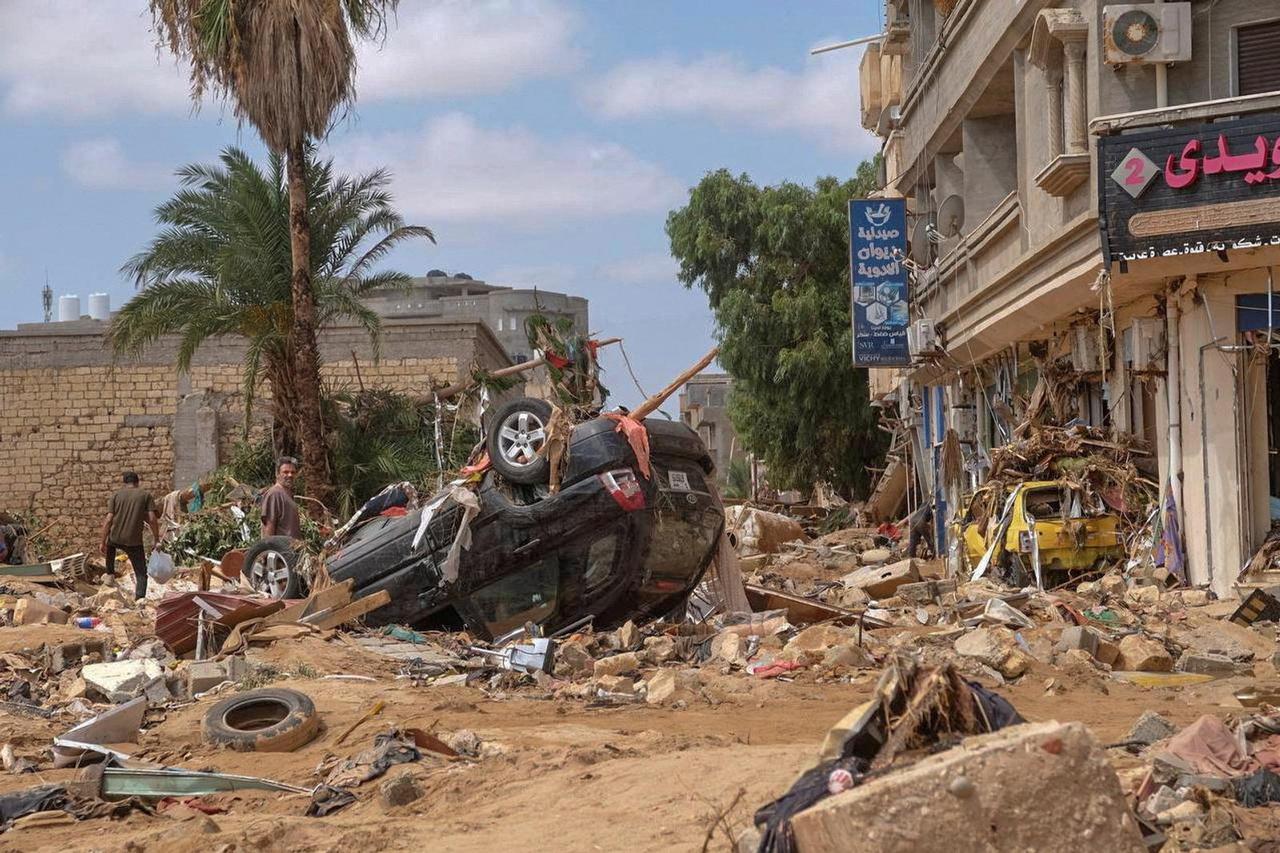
xmin=842 ymin=559 xmax=920 ymax=598
xmin=14 ymin=598 xmax=68 ymax=625
xmin=645 ymin=669 xmax=698 ymax=705
xmin=595 ymin=675 xmax=635 ymax=695
xmin=1175 ymin=652 xmax=1240 ymax=675
xmin=188 ymin=660 xmax=235 ymax=695
xmin=789 ymin=721 xmax=1145 ymax=853
xmin=1095 ymin=639 xmax=1121 ymax=667
xmin=1054 ymin=626 xmax=1100 ymax=659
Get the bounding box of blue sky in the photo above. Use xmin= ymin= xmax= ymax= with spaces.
xmin=0 ymin=0 xmax=880 ymax=406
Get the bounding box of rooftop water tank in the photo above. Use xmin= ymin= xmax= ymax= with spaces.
xmin=58 ymin=294 xmax=80 ymax=323
xmin=88 ymin=292 xmax=110 ymax=321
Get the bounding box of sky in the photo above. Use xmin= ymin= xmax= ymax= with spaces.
xmin=0 ymin=0 xmax=881 ymax=407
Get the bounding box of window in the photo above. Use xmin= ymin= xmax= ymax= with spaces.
xmin=1237 ymin=20 xmax=1280 ymax=96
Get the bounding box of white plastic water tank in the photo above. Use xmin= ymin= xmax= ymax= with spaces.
xmin=58 ymin=295 xmax=80 ymax=322
xmin=88 ymin=292 xmax=110 ymax=321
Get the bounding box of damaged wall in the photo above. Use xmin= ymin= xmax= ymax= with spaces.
xmin=0 ymin=318 xmax=510 ymax=553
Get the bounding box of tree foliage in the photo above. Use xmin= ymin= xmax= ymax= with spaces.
xmin=666 ymin=162 xmax=888 ymax=497
xmin=110 ymin=146 xmax=433 ymax=456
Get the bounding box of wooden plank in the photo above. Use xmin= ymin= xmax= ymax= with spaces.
xmin=307 ymin=590 xmax=392 ymax=630
xmin=262 ymin=579 xmax=354 ymax=627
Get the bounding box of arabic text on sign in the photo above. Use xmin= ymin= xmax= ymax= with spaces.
xmin=1161 ymin=133 xmax=1280 ymax=189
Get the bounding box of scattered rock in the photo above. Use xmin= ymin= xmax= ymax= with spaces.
xmin=953 ymin=628 xmax=1032 ymax=678
xmin=616 ymin=621 xmax=641 ymax=651
xmin=593 ymin=652 xmax=640 ymax=678
xmin=1180 ymin=590 xmax=1212 ymax=607
xmin=444 ymin=730 xmax=481 ymax=756
xmin=641 ymin=635 xmax=678 ymax=665
xmin=858 ymin=548 xmax=893 ymax=567
xmin=1126 ymin=586 xmax=1162 ymax=607
xmin=380 ymin=772 xmax=423 ymax=808
xmin=645 ymin=669 xmax=698 ymax=705
xmin=1116 ymin=635 xmax=1173 ymax=672
xmin=1099 ymin=574 xmax=1126 ymax=598
xmin=1156 ymin=799 xmax=1205 ymax=825
xmin=822 ymin=644 xmax=874 ymax=670
xmin=709 ymin=632 xmax=748 ymax=666
xmin=1055 ymin=626 xmax=1100 ymax=659
xmin=841 ymin=559 xmax=919 ymax=598
xmin=783 ymin=625 xmax=851 ymax=660
xmin=557 ymin=642 xmax=596 ymax=678
xmin=595 ymin=675 xmax=636 ymax=695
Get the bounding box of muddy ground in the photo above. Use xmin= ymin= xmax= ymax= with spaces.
xmin=0 ymin=627 xmax=1254 ymax=853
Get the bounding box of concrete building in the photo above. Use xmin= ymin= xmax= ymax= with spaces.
xmin=0 ymin=316 xmax=509 ymax=551
xmin=679 ymin=373 xmax=743 ymax=478
xmin=859 ymin=0 xmax=1280 ymax=597
xmin=361 ymin=271 xmax=589 ymax=364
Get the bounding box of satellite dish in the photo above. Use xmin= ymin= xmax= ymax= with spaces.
xmin=910 ymin=217 xmax=935 ymax=266
xmin=937 ymin=195 xmax=966 ymax=238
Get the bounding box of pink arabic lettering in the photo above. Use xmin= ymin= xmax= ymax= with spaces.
xmin=1164 ymin=132 xmax=1280 ymax=188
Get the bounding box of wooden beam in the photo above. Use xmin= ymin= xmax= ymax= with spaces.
xmin=263 ymin=579 xmax=355 ymax=627
xmin=306 ymin=589 xmax=392 ymax=630
xmin=629 ymin=346 xmax=719 ymax=421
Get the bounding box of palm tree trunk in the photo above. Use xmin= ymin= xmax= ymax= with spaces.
xmin=286 ymin=138 xmax=332 ymax=507
xmin=266 ymin=351 xmax=302 ymax=458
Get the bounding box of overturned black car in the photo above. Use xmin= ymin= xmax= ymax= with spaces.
xmin=242 ymin=400 xmax=725 ymax=639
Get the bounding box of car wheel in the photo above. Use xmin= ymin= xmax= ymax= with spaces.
xmin=202 ymin=687 xmax=320 ymax=752
xmin=243 ymin=536 xmax=303 ymax=599
xmin=487 ymin=397 xmax=554 ymax=485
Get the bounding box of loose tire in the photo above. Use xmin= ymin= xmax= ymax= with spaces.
xmin=486 ymin=397 xmax=554 ymax=485
xmin=243 ymin=536 xmax=303 ymax=599
xmin=202 ymin=687 xmax=320 ymax=752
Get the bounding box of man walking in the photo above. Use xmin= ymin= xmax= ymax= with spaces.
xmin=100 ymin=472 xmax=160 ymax=600
xmin=261 ymin=457 xmax=302 ymax=539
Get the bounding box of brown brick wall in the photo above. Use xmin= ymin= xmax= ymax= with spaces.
xmin=0 ymin=318 xmax=507 ymax=552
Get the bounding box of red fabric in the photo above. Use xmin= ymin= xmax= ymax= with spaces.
xmin=1165 ymin=715 xmax=1257 ymax=777
xmin=379 ymin=507 xmax=408 ymax=518
xmin=753 ymin=660 xmax=806 ymax=679
xmin=545 ymin=351 xmax=570 ymax=369
xmin=602 ymin=413 xmax=651 ymax=479
xmin=586 ymin=340 xmax=601 ymax=358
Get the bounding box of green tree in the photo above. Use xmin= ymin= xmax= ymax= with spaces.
xmin=110 ymin=146 xmax=433 ymax=462
xmin=149 ymin=0 xmax=401 ymax=506
xmin=666 ymin=162 xmax=888 ymax=497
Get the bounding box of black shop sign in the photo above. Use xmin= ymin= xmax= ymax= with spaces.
xmin=1099 ymin=113 xmax=1280 ymax=265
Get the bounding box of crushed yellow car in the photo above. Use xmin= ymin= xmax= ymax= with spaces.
xmin=956 ymin=480 xmax=1124 ymax=584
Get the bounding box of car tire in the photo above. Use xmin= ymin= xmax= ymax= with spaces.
xmin=243 ymin=536 xmax=303 ymax=599
xmin=487 ymin=397 xmax=554 ymax=485
xmin=202 ymin=687 xmax=320 ymax=752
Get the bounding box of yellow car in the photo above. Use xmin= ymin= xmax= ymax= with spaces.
xmin=957 ymin=480 xmax=1124 ymax=584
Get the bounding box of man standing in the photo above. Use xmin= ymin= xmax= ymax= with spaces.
xmin=261 ymin=457 xmax=302 ymax=539
xmin=101 ymin=472 xmax=160 ymax=600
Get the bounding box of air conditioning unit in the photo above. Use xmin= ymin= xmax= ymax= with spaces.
xmin=1128 ymin=317 xmax=1166 ymax=371
xmin=1103 ymin=3 xmax=1192 ymax=65
xmin=908 ymin=319 xmax=940 ymax=358
xmin=1071 ymin=326 xmax=1105 ymax=372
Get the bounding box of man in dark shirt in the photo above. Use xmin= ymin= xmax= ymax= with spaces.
xmin=261 ymin=457 xmax=302 ymax=539
xmin=100 ymin=472 xmax=160 ymax=600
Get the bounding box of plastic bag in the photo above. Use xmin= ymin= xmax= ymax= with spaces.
xmin=146 ymin=550 xmax=176 ymax=584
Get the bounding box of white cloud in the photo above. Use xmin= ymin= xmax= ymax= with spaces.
xmin=356 ymin=0 xmax=580 ymax=101
xmin=0 ymin=0 xmax=578 ymax=119
xmin=62 ymin=138 xmax=172 ymax=191
xmin=583 ymin=51 xmax=879 ymax=155
xmin=332 ymin=113 xmax=684 ymax=225
xmin=0 ymin=2 xmax=190 ymax=118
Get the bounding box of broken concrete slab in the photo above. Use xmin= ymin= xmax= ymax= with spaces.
xmin=595 ymin=675 xmax=635 ymax=695
xmin=187 ymin=657 xmax=249 ymax=695
xmin=788 ymin=721 xmax=1145 ymax=853
xmin=1055 ymin=626 xmax=1100 ymax=659
xmin=953 ymin=627 xmax=1032 ymax=679
xmin=1126 ymin=711 xmax=1178 ymax=747
xmin=841 ymin=559 xmax=919 ymax=599
xmin=82 ymin=659 xmax=166 ymax=703
xmin=857 ymin=548 xmax=892 ymax=566
xmin=709 ymin=631 xmax=748 ymax=666
xmin=641 ymin=635 xmax=678 ymax=665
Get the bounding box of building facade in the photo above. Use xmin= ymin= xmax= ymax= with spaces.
xmin=679 ymin=373 xmax=743 ymax=477
xmin=860 ymin=0 xmax=1280 ymax=597
xmin=361 ymin=271 xmax=590 ymax=364
xmin=0 ymin=317 xmax=509 ymax=551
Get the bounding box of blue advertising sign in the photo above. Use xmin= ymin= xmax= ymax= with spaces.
xmin=849 ymin=199 xmax=909 ymax=366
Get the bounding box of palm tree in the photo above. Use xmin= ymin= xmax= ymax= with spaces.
xmin=149 ymin=0 xmax=401 ymax=505
xmin=110 ymin=146 xmax=433 ymax=461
